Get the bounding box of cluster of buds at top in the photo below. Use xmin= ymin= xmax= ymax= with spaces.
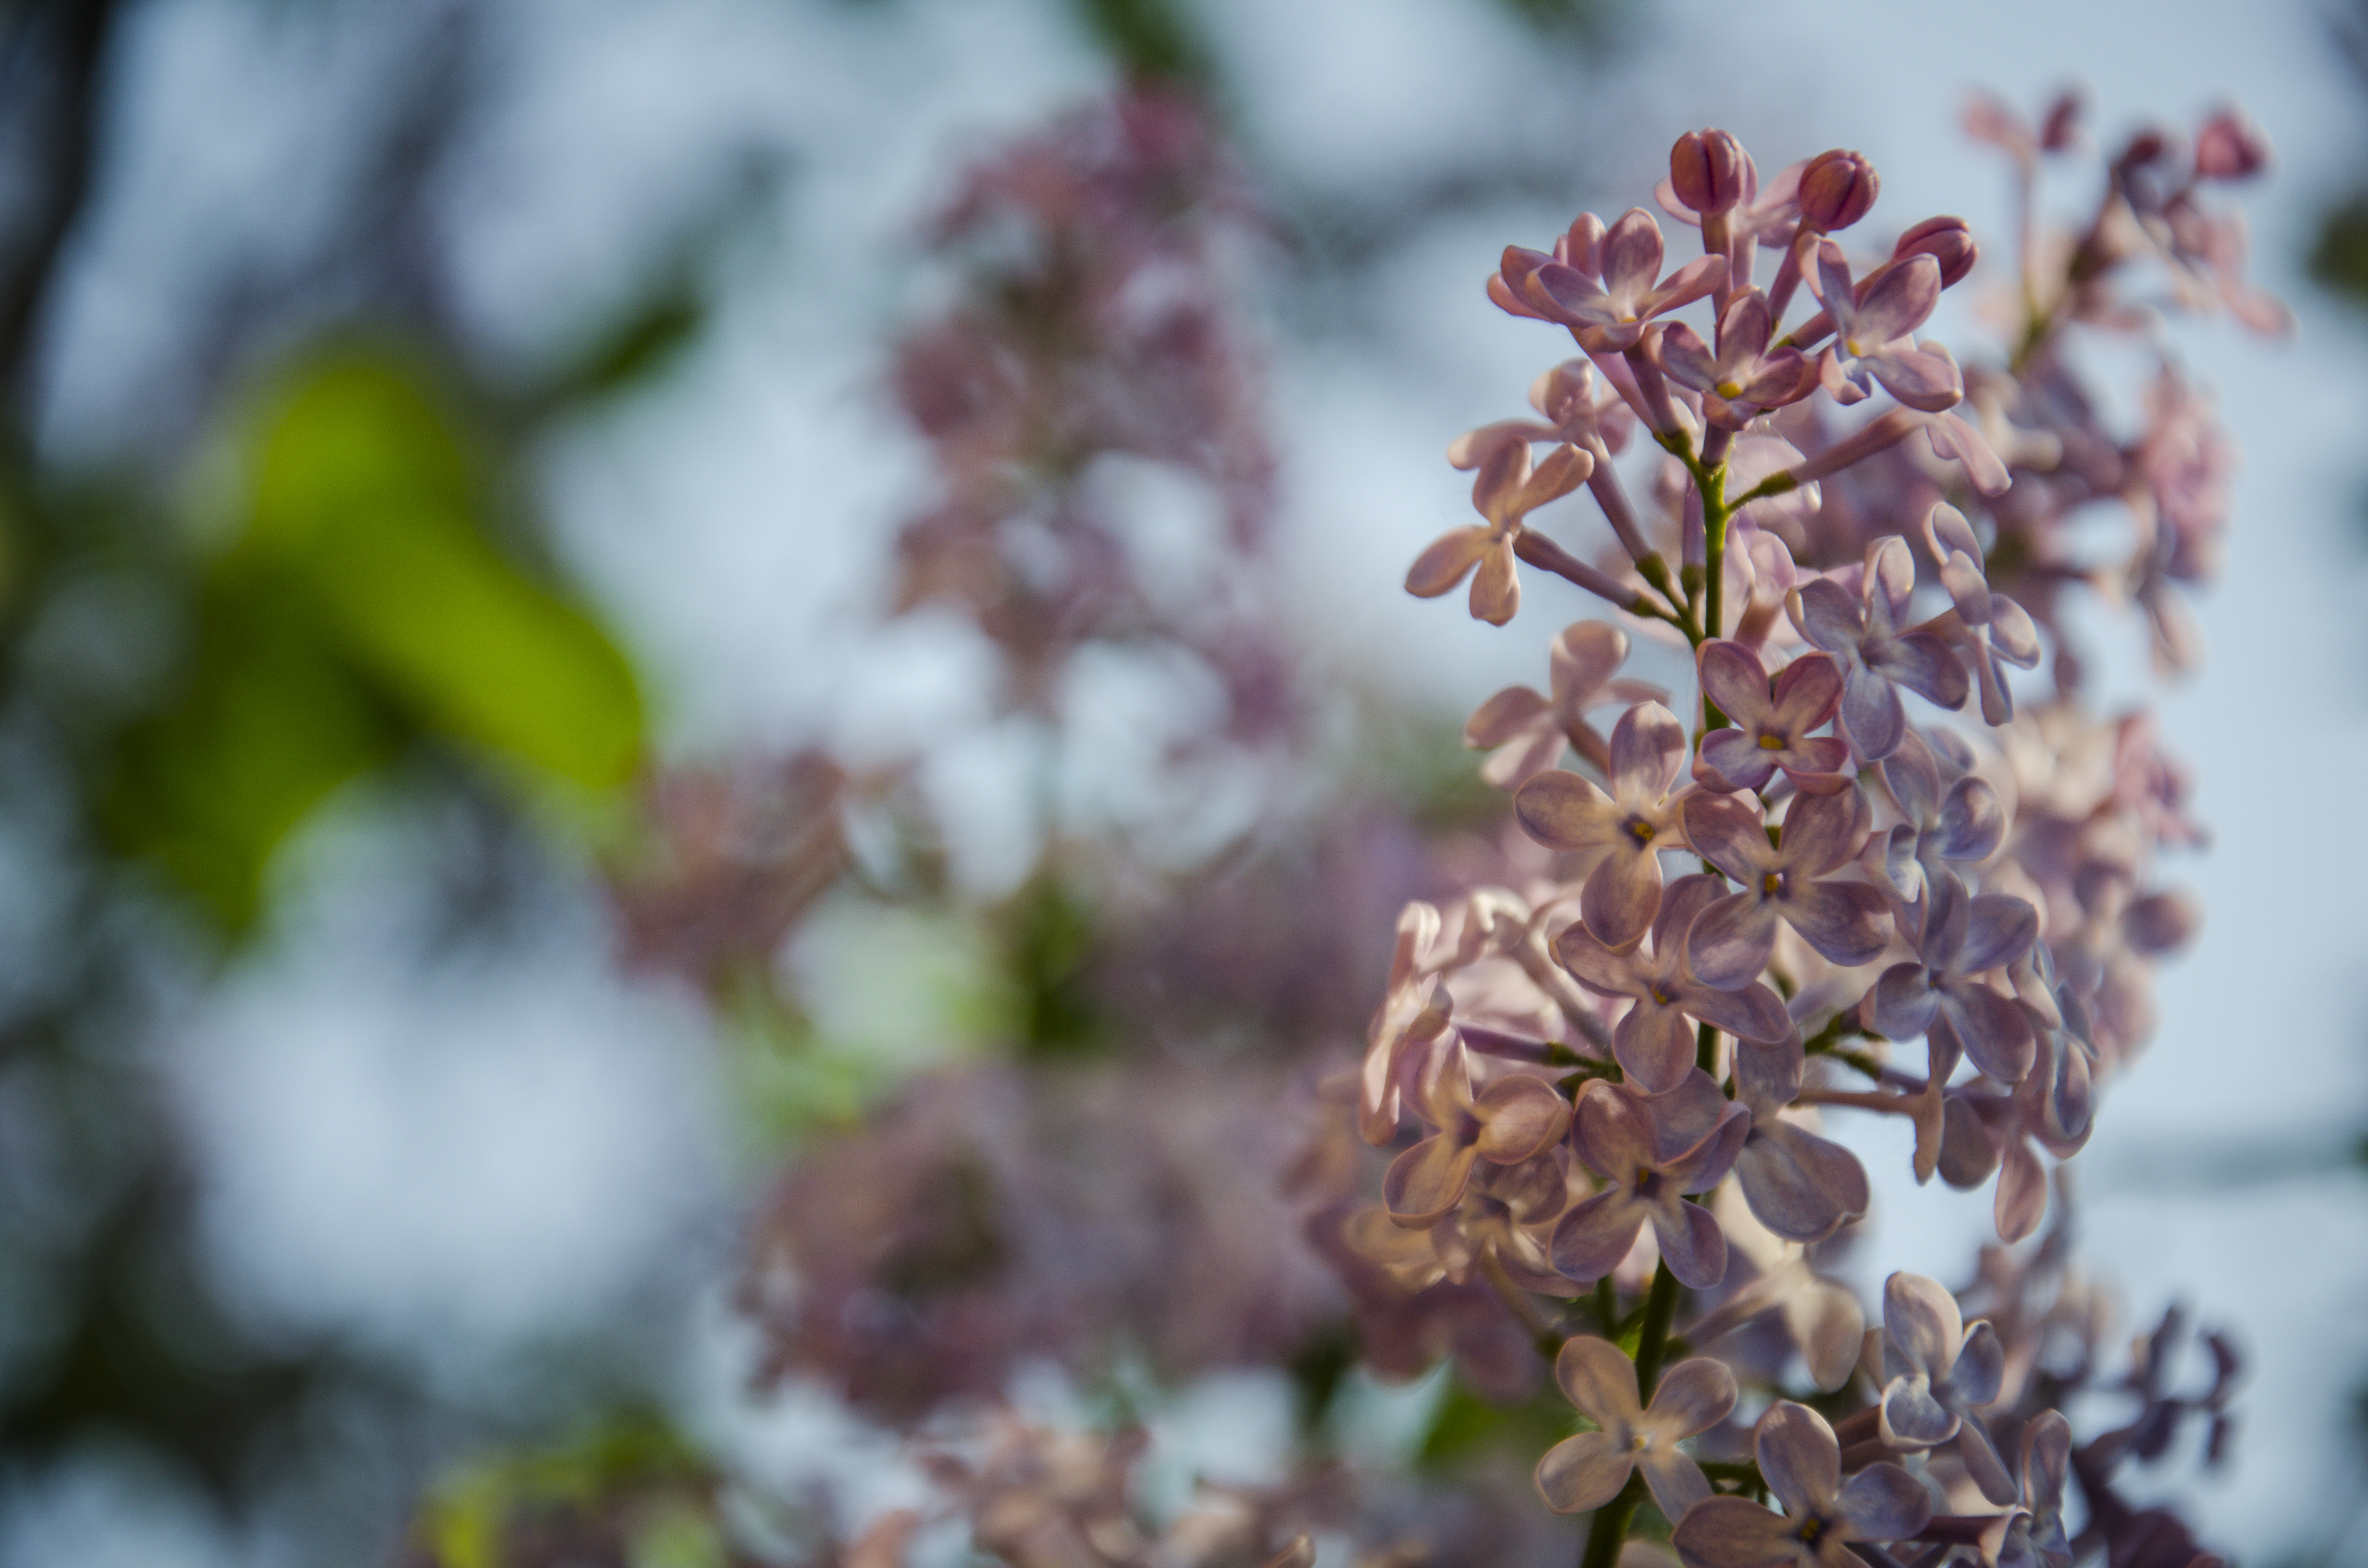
xmin=1347 ymin=107 xmax=2269 ymax=1568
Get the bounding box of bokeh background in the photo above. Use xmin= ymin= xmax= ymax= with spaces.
xmin=0 ymin=0 xmax=2363 ymax=1562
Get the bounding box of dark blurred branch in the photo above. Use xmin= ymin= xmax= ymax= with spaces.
xmin=0 ymin=0 xmax=128 ymax=414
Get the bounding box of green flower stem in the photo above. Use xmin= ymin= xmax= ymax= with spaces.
xmin=1578 ymin=1470 xmax=1648 ymax=1568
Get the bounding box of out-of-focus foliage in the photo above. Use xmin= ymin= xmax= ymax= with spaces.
xmin=101 ymin=352 xmax=642 ymax=931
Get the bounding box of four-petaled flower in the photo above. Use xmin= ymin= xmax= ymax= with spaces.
xmin=1467 ymin=621 xmax=1665 ymax=788
xmin=1870 ymin=878 xmax=2039 ymax=1084
xmin=1921 ymin=502 xmax=2043 ymax=723
xmin=1655 ymin=288 xmax=1814 ymax=428
xmin=1406 ymin=438 xmax=1593 ymax=626
xmin=1555 ymin=873 xmax=1792 ymax=1095
xmin=1871 ymin=728 xmax=2006 ymax=929
xmin=1671 ymin=1401 xmax=1933 ymax=1568
xmin=1534 ymin=1336 xmax=1738 ymax=1521
xmin=1525 ymin=208 xmax=1728 ymax=354
xmin=1810 ymin=241 xmax=1963 ymax=411
xmin=1382 ymin=1041 xmax=1572 ymax=1225
xmin=1552 ymin=1079 xmax=1747 ymax=1289
xmin=1682 ymin=787 xmax=1891 ymax=990
xmin=1878 ymin=1270 xmax=2016 ymax=1505
xmin=1788 ymin=537 xmax=1971 ymax=760
xmin=1516 ymin=699 xmax=1691 ymax=946
xmin=1693 ymin=641 xmax=1850 ymax=794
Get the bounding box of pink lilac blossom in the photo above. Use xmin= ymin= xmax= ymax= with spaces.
xmin=1514 ymin=698 xmax=1692 ymax=946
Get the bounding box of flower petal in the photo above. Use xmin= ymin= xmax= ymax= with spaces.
xmin=1382 ymin=1134 xmax=1479 ymax=1224
xmin=1880 ymin=1372 xmax=1959 ymax=1447
xmin=1852 ymin=253 xmax=1941 ymax=344
xmin=1583 ymin=840 xmax=1667 ymax=950
xmin=1680 ymin=793 xmax=1773 ymax=884
xmin=1839 ymin=1462 xmax=1935 ymax=1543
xmin=1613 ymin=999 xmax=1696 ymax=1096
xmin=1736 ymin=1121 xmax=1871 ymax=1243
xmin=1684 ymin=977 xmax=1793 ymax=1043
xmin=1942 ymin=983 xmax=2036 ymax=1082
xmin=1869 ymin=628 xmax=1970 ymax=710
xmin=1839 ymin=662 xmax=1907 ymax=760
xmin=1672 ymin=1497 xmax=1799 ymax=1568
xmin=1961 ymin=894 xmax=2039 ymax=974
xmin=1779 ymin=879 xmax=1891 ymax=968
xmin=1406 ymin=527 xmax=1492 ymax=597
xmin=1571 ymin=1079 xmax=1658 ymax=1176
xmin=1476 ymin=1075 xmax=1573 ymax=1163
xmin=1882 ymin=1272 xmax=1963 ymax=1376
xmin=1869 ymin=340 xmax=1963 ymax=411
xmin=1994 ymin=1139 xmax=2048 ymax=1243
xmin=1515 ymin=770 xmax=1621 ymax=849
xmin=1636 ymin=1449 xmax=1714 ymax=1529
xmin=1657 ymin=321 xmax=1721 ymax=391
xmin=1935 ymin=775 xmax=2006 ymax=861
xmin=1553 ymin=619 xmax=1631 ymax=696
xmin=1653 ymin=872 xmax=1732 ymax=955
xmin=1954 ymin=1413 xmax=2019 ymax=1508
xmin=1778 ymin=784 xmax=1869 ymax=877
xmin=1870 ymin=963 xmax=1941 ymax=1042
xmin=1789 ymin=577 xmax=1864 ymax=655
xmin=1650 ymin=1195 xmax=1729 ymax=1288
xmin=1767 ymin=652 xmax=1846 ymax=733
xmin=1647 ymin=1356 xmax=1740 ymax=1436
xmin=1534 ymin=1432 xmax=1635 ymax=1515
xmin=1555 ymin=1333 xmax=1642 ymax=1421
xmin=1549 ymin=1188 xmax=1648 ymax=1282
xmin=1609 ymin=700 xmax=1689 ymax=803
xmin=1466 ymin=686 xmax=1553 ymax=749
xmin=1687 ymin=894 xmax=1780 ymax=991
xmin=1469 ymin=539 xmax=1520 ymax=625
xmin=1754 ymin=1401 xmax=1842 ymax=1518
xmin=1697 ymin=639 xmax=1773 ymax=726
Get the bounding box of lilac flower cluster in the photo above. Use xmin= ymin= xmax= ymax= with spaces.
xmin=1347 ymin=108 xmax=2272 ymax=1567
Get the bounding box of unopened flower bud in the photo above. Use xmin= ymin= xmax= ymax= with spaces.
xmin=1800 ymin=149 xmax=1879 ymax=231
xmin=1670 ymin=127 xmax=1751 ymax=215
xmin=2193 ymin=107 xmax=2269 ymax=180
xmin=1893 ymin=216 xmax=1978 ymax=288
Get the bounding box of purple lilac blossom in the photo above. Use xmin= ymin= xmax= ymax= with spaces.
xmin=1552 ymin=1079 xmax=1746 ymax=1289
xmin=1524 ymin=208 xmax=1729 ymax=355
xmin=1872 ymin=728 xmax=2006 ymax=928
xmin=1787 ymin=537 xmax=1970 ymax=760
xmin=1870 ymin=876 xmax=2039 ymax=1084
xmin=1554 ymin=873 xmax=1792 ymax=1095
xmin=1405 ymin=437 xmax=1593 ymax=625
xmin=1670 ymin=1401 xmax=1932 ymax=1568
xmin=1534 ymin=1336 xmax=1737 ymax=1520
xmin=1682 ymin=786 xmax=1891 ymax=989
xmin=1879 ymin=1271 xmax=2016 ymax=1505
xmin=1920 ymin=502 xmax=2043 ymax=723
xmin=1514 ymin=698 xmax=1691 ymax=947
xmin=1654 ymin=289 xmax=1813 ymax=429
xmin=1808 ymin=242 xmax=1963 ymax=412
xmin=1464 ymin=621 xmax=1664 ymax=787
xmin=1381 ymin=1041 xmax=1572 ymax=1225
xmin=1692 ymin=641 xmax=1850 ymax=794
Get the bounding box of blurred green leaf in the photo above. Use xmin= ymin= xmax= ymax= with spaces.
xmin=102 ymin=349 xmax=645 ymax=931
xmin=2311 ymin=190 xmax=2368 ymax=307
xmin=1071 ymin=0 xmax=1212 ymax=86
